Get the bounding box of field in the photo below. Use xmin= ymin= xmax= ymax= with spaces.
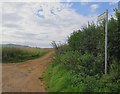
xmin=1 ymin=46 xmax=48 ymax=63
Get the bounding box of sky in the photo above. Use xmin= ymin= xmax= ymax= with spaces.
xmin=1 ymin=1 xmax=118 ymax=48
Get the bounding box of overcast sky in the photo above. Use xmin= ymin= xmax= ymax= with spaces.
xmin=1 ymin=1 xmax=118 ymax=48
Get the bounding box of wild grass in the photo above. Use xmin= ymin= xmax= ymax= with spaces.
xmin=2 ymin=46 xmax=48 ymax=63
xmin=44 ymin=11 xmax=120 ymax=92
xmin=44 ymin=55 xmax=120 ymax=92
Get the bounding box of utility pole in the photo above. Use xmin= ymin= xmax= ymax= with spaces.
xmin=97 ymin=9 xmax=108 ymax=74
xmin=105 ymin=10 xmax=108 ymax=74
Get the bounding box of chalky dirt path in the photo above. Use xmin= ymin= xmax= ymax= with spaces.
xmin=2 ymin=49 xmax=54 ymax=92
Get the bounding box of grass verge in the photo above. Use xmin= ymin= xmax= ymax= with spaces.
xmin=44 ymin=56 xmax=119 ymax=92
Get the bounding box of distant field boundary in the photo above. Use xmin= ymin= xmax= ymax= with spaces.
xmin=1 ymin=46 xmax=53 ymax=63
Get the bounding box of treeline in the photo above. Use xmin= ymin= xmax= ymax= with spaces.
xmin=44 ymin=10 xmax=120 ymax=92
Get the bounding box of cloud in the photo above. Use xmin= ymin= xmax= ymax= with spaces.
xmin=109 ymin=2 xmax=117 ymax=5
xmin=2 ymin=23 xmax=21 ymax=29
xmin=0 ymin=0 xmax=119 ymax=3
xmin=80 ymin=0 xmax=89 ymax=2
xmin=90 ymin=4 xmax=99 ymax=12
xmin=2 ymin=2 xmax=97 ymax=48
xmin=2 ymin=13 xmax=23 ymax=22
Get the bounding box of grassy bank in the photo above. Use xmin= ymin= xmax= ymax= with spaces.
xmin=2 ymin=46 xmax=48 ymax=63
xmin=44 ymin=11 xmax=120 ymax=92
xmin=44 ymin=52 xmax=119 ymax=92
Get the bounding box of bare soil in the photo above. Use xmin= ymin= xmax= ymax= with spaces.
xmin=2 ymin=49 xmax=54 ymax=92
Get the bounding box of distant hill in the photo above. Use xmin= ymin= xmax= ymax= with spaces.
xmin=0 ymin=44 xmax=29 ymax=47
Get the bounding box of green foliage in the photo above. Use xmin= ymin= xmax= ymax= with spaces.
xmin=68 ymin=12 xmax=120 ymax=62
xmin=68 ymin=23 xmax=105 ymax=56
xmin=108 ymin=16 xmax=120 ymax=61
xmin=54 ymin=51 xmax=104 ymax=76
xmin=2 ymin=46 xmax=47 ymax=63
xmin=44 ymin=11 xmax=120 ymax=92
xmin=44 ymin=59 xmax=120 ymax=92
xmin=44 ymin=63 xmax=71 ymax=92
xmin=51 ymin=41 xmax=71 ymax=55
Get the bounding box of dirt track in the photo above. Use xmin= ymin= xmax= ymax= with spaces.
xmin=2 ymin=49 xmax=54 ymax=92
